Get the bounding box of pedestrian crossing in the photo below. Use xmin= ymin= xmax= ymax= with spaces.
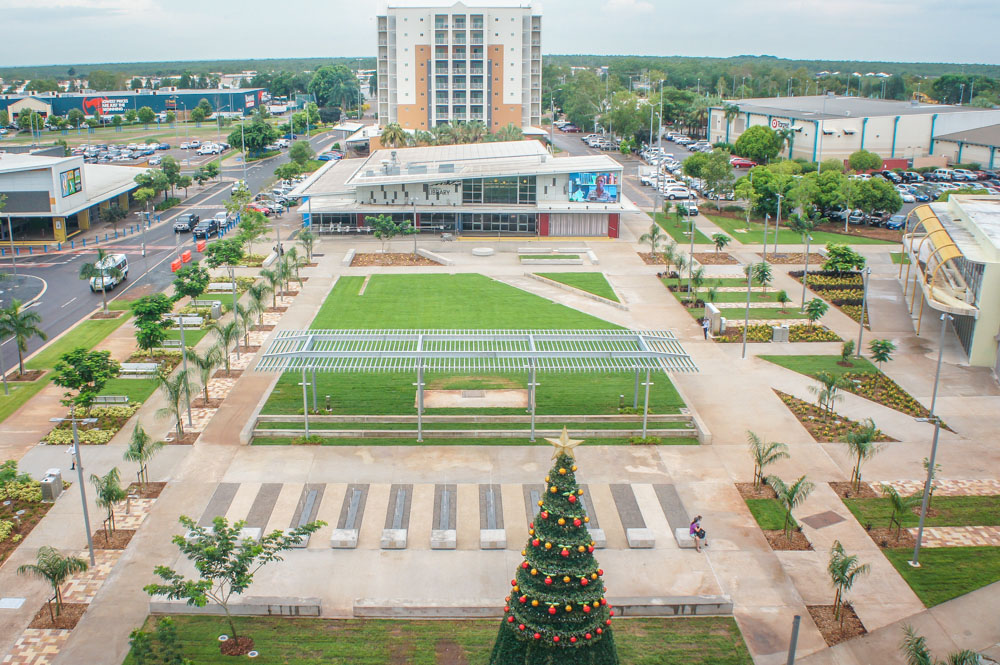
xmin=196 ymin=481 xmax=694 ymax=552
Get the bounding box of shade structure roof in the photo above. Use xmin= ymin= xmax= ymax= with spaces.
xmin=255 ymin=329 xmax=698 ymax=374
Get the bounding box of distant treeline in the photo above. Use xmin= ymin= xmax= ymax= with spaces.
xmin=0 ymin=57 xmax=377 ymax=81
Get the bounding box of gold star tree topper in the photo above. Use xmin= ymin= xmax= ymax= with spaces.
xmin=546 ymin=426 xmax=583 ymax=459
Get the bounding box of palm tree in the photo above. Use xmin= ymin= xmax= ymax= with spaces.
xmin=123 ymin=422 xmax=162 ymax=489
xmin=900 ymin=625 xmax=982 ymax=665
xmin=260 ymin=268 xmax=282 ymax=308
xmin=430 ymin=123 xmax=456 ymax=145
xmin=379 ymin=122 xmax=408 ymax=148
xmin=210 ymin=320 xmax=241 ymax=374
xmin=17 ymin=546 xmax=88 ymax=616
xmin=463 ymin=120 xmax=488 ymax=143
xmin=808 ymin=370 xmax=848 ymax=417
xmin=842 ymin=419 xmax=884 ymax=490
xmin=90 ymin=466 xmax=126 ymax=540
xmin=155 ymin=369 xmax=191 ymax=441
xmin=235 ymin=302 xmax=258 ymax=349
xmin=805 ymin=297 xmax=830 ymax=329
xmin=706 ymin=286 xmax=719 ymax=305
xmin=674 ymin=254 xmax=688 ymax=291
xmin=766 ymin=474 xmax=815 ymax=539
xmin=190 ymin=345 xmax=224 ymax=405
xmin=712 ymin=233 xmax=731 ymax=255
xmin=283 ymin=246 xmax=306 ymax=288
xmin=722 ymin=102 xmax=741 ymax=144
xmin=246 ymin=282 xmax=272 ymax=327
xmin=747 ymin=431 xmax=789 ymax=489
xmin=690 ymin=266 xmax=706 ymax=304
xmin=752 ymin=261 xmax=772 ymax=293
xmin=880 ymin=483 xmax=922 ymax=539
xmin=78 ymin=248 xmax=122 ymax=314
xmin=777 ymin=128 xmax=796 ymax=159
xmin=660 ymin=242 xmax=677 ymax=277
xmin=493 ymin=123 xmax=524 ymax=142
xmin=0 ymin=299 xmax=47 ymax=376
xmin=828 ymin=540 xmax=870 ymax=625
xmin=297 ymin=229 xmax=316 ymax=263
xmin=639 ymin=224 xmax=665 ymax=256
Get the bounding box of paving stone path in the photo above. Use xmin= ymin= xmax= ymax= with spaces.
xmin=909 ymin=526 xmax=1000 ymax=548
xmin=1 ymin=630 xmax=71 ymax=665
xmin=884 ymin=479 xmax=1000 ymax=497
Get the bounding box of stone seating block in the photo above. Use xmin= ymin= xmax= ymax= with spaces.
xmin=480 ymin=529 xmax=506 ymax=550
xmin=674 ymin=528 xmax=697 ymax=549
xmin=380 ymin=528 xmax=407 ymax=549
xmin=330 ymin=528 xmax=358 ymax=549
xmin=626 ymin=527 xmax=655 ymax=548
xmin=430 ymin=529 xmax=457 ymax=550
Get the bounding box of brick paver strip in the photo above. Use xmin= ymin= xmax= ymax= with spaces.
xmin=60 ymin=550 xmax=121 ymax=604
xmin=197 ymin=483 xmax=240 ymax=527
xmin=244 ymin=483 xmax=283 ymax=529
xmin=884 ymin=479 xmax=1000 ymax=497
xmin=609 ymin=484 xmax=645 ymax=530
xmin=652 ymin=484 xmax=689 ymax=532
xmin=908 ymin=526 xmax=1000 ymax=548
xmin=1 ymin=629 xmax=72 ymax=665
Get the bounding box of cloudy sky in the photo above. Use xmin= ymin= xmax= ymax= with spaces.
xmin=1 ymin=0 xmax=997 ymax=67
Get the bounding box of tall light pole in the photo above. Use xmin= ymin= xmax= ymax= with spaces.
xmin=7 ymin=214 xmax=17 ymax=277
xmin=240 ymin=116 xmax=248 ymax=185
xmin=50 ymin=416 xmax=98 ymax=566
xmin=741 ymin=266 xmax=752 ymax=359
xmin=817 ymin=93 xmax=830 ymax=175
xmin=773 ymin=193 xmax=783 ymax=257
xmin=854 ymin=266 xmax=871 ymax=358
xmin=799 ymin=233 xmax=813 ymax=311
xmin=178 ymin=316 xmax=192 ymax=428
xmin=910 ymin=313 xmax=953 ymax=568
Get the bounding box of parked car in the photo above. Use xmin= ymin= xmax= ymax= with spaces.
xmin=663 ymin=187 xmax=692 ymax=200
xmin=247 ymin=203 xmax=271 ymax=216
xmin=173 ymin=213 xmax=199 ymax=232
xmin=730 ymin=157 xmax=756 ymax=168
xmin=678 ymin=202 xmax=699 ymax=216
xmin=930 ymin=168 xmax=955 ymax=181
xmin=188 ymin=140 xmax=201 ymax=149
xmin=157 ymin=142 xmax=170 ymax=150
xmin=179 ymin=142 xmax=191 ymax=149
xmin=213 ymin=212 xmax=229 ymax=226
xmin=951 ymin=169 xmax=977 ymax=181
xmin=192 ymin=219 xmax=220 ymax=239
xmin=231 ymin=180 xmax=249 ymax=194
xmin=148 ymin=156 xmax=162 ymax=166
xmin=884 ymin=215 xmax=907 ymax=230
xmin=560 ymin=125 xmax=580 ymax=133
xmin=317 ymin=152 xmax=341 ymax=161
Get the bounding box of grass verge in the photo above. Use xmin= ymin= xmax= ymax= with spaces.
xmin=759 ymin=354 xmax=878 ymax=379
xmin=535 ymin=272 xmax=619 ymax=302
xmin=26 ymin=314 xmax=132 ymax=372
xmin=253 ymin=436 xmax=698 ymax=446
xmin=745 ymin=498 xmax=796 ymax=531
xmin=649 ymin=212 xmax=712 ymax=245
xmin=844 ymin=495 xmax=1000 ymax=529
xmin=707 ymin=215 xmax=893 ymax=245
xmin=255 ymin=421 xmax=692 ymax=431
xmin=883 ymin=546 xmax=1000 ymax=607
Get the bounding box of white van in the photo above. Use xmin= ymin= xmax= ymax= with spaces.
xmin=89 ymin=253 xmax=128 ymax=292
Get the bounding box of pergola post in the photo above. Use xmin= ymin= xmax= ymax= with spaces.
xmin=416 ymin=363 xmax=425 ymax=443
xmin=529 ymin=366 xmax=538 ymax=442
xmin=641 ymin=369 xmax=652 ymax=437
xmin=633 ymin=368 xmax=640 ymax=409
xmin=300 ymin=368 xmax=310 ymax=438
xmin=311 ymin=369 xmax=317 ymax=412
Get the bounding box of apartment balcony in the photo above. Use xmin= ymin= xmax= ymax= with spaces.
xmin=470 ymin=67 xmax=484 ymax=75
xmin=471 ymin=18 xmax=484 ymax=29
xmin=435 ymin=37 xmax=448 ymax=45
xmin=470 ymin=37 xmax=484 ymax=45
xmin=453 ymin=36 xmax=466 ymax=45
xmin=469 ymin=83 xmax=483 ymax=90
xmin=435 ymin=82 xmax=450 ymax=90
xmin=470 ymin=112 xmax=484 ymax=120
xmin=453 ymin=67 xmax=467 ymax=75
xmin=435 ymin=21 xmax=448 ymax=29
xmin=531 ymin=40 xmax=540 ymax=46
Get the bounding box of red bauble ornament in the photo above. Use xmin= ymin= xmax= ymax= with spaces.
xmin=544 ymin=576 xmax=553 ymax=585
xmin=585 ymin=633 xmax=592 ymax=640
xmin=529 ymin=522 xmax=534 ymax=529
xmin=548 ymin=607 xmax=557 ymax=615
xmin=597 ymin=569 xmax=604 ymax=576
xmin=606 ymin=620 xmax=612 ymax=626
xmin=553 ymin=636 xmax=560 ymax=643
xmin=596 ymin=628 xmax=603 ymax=635
xmin=507 ymin=616 xmax=514 ymax=623
xmin=534 ymin=633 xmax=541 ymax=640
xmin=504 ymin=605 xmax=510 ymax=612
xmin=570 ymin=637 xmax=577 ymax=643
xmin=532 ymin=539 xmax=540 ymax=547
xmin=560 ymin=548 xmax=569 ymax=557
xmin=600 ymin=598 xmax=607 ymax=605
xmin=519 ymin=595 xmax=527 ymax=603
xmin=583 ymin=605 xmax=591 ymax=613
xmin=588 ymin=545 xmax=595 ymax=553
xmin=540 ymin=511 xmax=548 ymax=519
xmin=610 ymin=610 xmax=615 ymax=617
xmin=573 ymin=518 xmax=582 ymax=526
xmin=510 ymin=579 xmax=517 ymax=586
xmin=581 ymin=578 xmax=589 ymax=586
xmin=522 ymin=561 xmax=529 ymax=569
xmin=519 ymin=624 xmax=526 ymax=631
xmin=568 ymin=495 xmax=576 ymax=504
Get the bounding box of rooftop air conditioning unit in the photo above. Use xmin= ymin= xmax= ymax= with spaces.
xmin=438 ymin=163 xmax=455 ymax=173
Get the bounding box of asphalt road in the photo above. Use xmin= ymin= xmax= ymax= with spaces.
xmin=0 ymin=129 xmax=333 ymax=374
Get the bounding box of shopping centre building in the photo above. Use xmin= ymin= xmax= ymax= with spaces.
xmin=0 ymin=88 xmax=266 ymax=121
xmin=293 ymin=140 xmax=635 ymax=237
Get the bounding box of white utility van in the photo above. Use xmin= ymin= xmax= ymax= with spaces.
xmin=89 ymin=253 xmax=128 ymax=292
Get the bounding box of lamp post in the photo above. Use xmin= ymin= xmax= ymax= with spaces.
xmin=178 ymin=315 xmax=192 ymax=428
xmin=854 ymin=266 xmax=872 ymax=358
xmin=741 ymin=266 xmax=752 ymax=359
xmin=6 ymin=214 xmax=17 ymax=277
xmin=774 ymin=192 xmax=783 ymax=257
xmin=50 ymin=416 xmax=98 ymax=566
xmin=799 ymin=234 xmax=813 ymax=311
xmin=0 ymin=331 xmax=9 ymax=395
xmin=240 ymin=116 xmax=248 ymax=185
xmin=817 ymin=93 xmax=830 ymax=175
xmin=909 ymin=313 xmax=953 ymax=568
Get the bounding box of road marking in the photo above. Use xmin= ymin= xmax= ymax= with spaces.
xmin=61 ymin=297 xmax=77 ymax=308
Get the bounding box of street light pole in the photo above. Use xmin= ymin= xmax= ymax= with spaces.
xmin=817 ymin=93 xmax=829 ymax=175
xmin=774 ymin=193 xmax=782 ymax=257
xmin=51 ymin=416 xmax=98 ymax=566
xmin=910 ymin=313 xmax=952 ymax=568
xmin=855 ymin=266 xmax=871 ymax=358
xmin=800 ymin=234 xmax=812 ymax=311
xmin=741 ymin=266 xmax=752 ymax=359
xmin=178 ymin=316 xmax=192 ymax=428
xmin=6 ymin=214 xmax=17 ymax=277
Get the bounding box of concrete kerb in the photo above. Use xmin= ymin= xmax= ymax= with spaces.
xmin=670 ymin=378 xmax=713 ymax=445
xmin=350 ymin=596 xmax=733 ymax=618
xmin=416 ymin=247 xmax=454 ymax=265
xmin=342 ymin=249 xmax=356 ymax=266
xmin=526 ymin=273 xmax=628 ymax=311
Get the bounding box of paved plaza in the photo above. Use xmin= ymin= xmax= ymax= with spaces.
xmin=1 ymin=207 xmax=999 ymax=665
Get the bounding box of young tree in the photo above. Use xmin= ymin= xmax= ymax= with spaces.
xmin=734 ymin=178 xmax=760 ymax=230
xmin=289 ymin=140 xmax=314 ymax=165
xmin=135 ymin=321 xmax=168 ymax=360
xmin=734 ymin=125 xmax=782 ymax=164
xmin=805 ymin=297 xmax=829 ymax=328
xmin=747 ymin=431 xmax=789 ymax=489
xmin=203 ymin=238 xmax=246 ymax=285
xmin=53 ymin=348 xmax=121 ymax=415
xmin=172 ymin=262 xmax=210 ymax=301
xmin=203 ymin=162 xmax=220 ymax=181
xmin=808 ymin=370 xmax=847 ymax=417
xmin=124 ymin=423 xmax=163 ymax=489
xmin=0 ymin=299 xmax=47 ymax=376
xmin=638 ymin=224 xmax=665 ymax=256
xmin=711 ymin=233 xmax=731 ymax=254
xmin=259 ymin=268 xmax=282 ymax=308
xmin=236 ymin=211 xmax=268 ymax=257
xmin=99 ymin=204 xmax=128 ymax=233
xmin=367 ymin=214 xmax=406 ymax=252
xmin=210 ymin=320 xmax=241 ymax=375
xmin=840 ymin=340 xmax=855 ymax=364
xmin=828 ymin=540 xmax=870 ymax=625
xmin=17 ymin=547 xmax=89 ymax=617
xmin=144 ymin=515 xmax=323 ymax=641
xmin=235 ymin=303 xmax=257 ymax=349
xmin=91 ymin=467 xmax=126 ymax=541
xmin=130 ymin=293 xmax=173 ymax=327
xmin=192 ymin=169 xmax=209 ymax=187
xmin=879 ymin=484 xmax=922 ymax=539
xmin=156 ymin=369 xmax=191 ymax=441
xmin=297 ymin=229 xmax=316 ymax=263
xmin=137 ymin=106 xmax=155 ymax=126
xmin=842 ymin=419 xmax=884 ymax=490
xmin=899 ymin=625 xmax=981 ymax=665
xmin=190 ymin=346 xmax=224 ymax=405
xmin=766 ymin=474 xmax=815 ymax=540
xmin=869 ymin=339 xmax=896 ymax=376
xmin=776 ymin=290 xmax=791 ymax=312
xmin=133 ymin=186 xmax=156 ymax=213
xmin=847 ymin=149 xmax=882 ymax=173
xmin=489 ymin=436 xmax=618 ymax=662
xmin=79 ymin=247 xmax=123 ymax=314
xmin=176 ymin=175 xmax=193 ymax=198
xmin=752 ymin=261 xmax=773 ymax=294
xmin=822 ymin=243 xmax=866 ymax=272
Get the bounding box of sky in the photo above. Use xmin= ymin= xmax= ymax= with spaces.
xmin=1 ymin=0 xmax=998 ymax=68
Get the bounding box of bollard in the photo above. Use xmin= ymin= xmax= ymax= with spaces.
xmin=15 ymin=248 xmax=19 ymax=256
xmin=105 ymin=233 xmax=108 ymax=241
xmin=28 ymin=247 xmax=32 ymax=255
xmin=58 ymin=242 xmax=62 ymax=251
xmin=43 ymin=245 xmax=47 ymax=253
xmin=0 ymin=248 xmax=4 ymax=257
xmin=114 ymin=230 xmax=118 ymax=239
xmin=71 ymin=240 xmax=75 ymax=249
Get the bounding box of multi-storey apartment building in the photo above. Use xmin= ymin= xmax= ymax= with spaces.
xmin=377 ymin=1 xmax=542 ymax=131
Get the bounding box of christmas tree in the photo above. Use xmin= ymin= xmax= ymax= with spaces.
xmin=489 ymin=428 xmax=619 ymax=665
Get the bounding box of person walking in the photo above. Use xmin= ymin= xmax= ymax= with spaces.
xmin=689 ymin=515 xmax=706 ymax=552
xmin=701 ymin=317 xmax=710 ymax=339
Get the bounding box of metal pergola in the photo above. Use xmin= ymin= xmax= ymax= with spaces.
xmin=256 ymin=329 xmax=698 ymax=441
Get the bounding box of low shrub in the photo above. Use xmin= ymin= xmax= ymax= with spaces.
xmin=0 ymin=481 xmax=42 ymax=503
xmin=235 ymin=276 xmax=257 ymax=292
xmin=628 ymin=436 xmax=663 ymax=445
xmin=238 ymin=254 xmax=266 ymax=267
xmin=154 ymin=197 xmax=181 ymax=211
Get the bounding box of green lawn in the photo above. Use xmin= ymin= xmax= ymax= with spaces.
xmin=890 ymin=252 xmax=911 ymax=265
xmin=164 ymin=327 xmax=210 ymax=345
xmin=97 ymin=377 xmax=158 ymax=402
xmin=701 ymin=290 xmax=787 ymax=304
xmin=122 ymin=616 xmax=751 ymax=665
xmin=25 ymin=314 xmax=132 ymax=372
xmin=707 ymin=215 xmax=894 ymax=245
xmin=745 ymin=499 xmax=796 ymax=531
xmin=648 ymin=212 xmax=712 ymax=245
xmin=884 ymin=547 xmax=1000 ymax=607
xmin=760 ymin=355 xmax=879 ymax=380
xmin=535 ymin=272 xmax=620 ymax=301
xmin=0 ymin=378 xmax=52 ymax=424
xmin=664 ymin=277 xmax=760 ymax=289
xmin=685 ymin=307 xmax=809 ymax=321
xmin=254 ymin=436 xmax=699 ymax=446
xmin=311 ymin=275 xmax=615 ymax=330
xmin=844 ymin=496 xmax=1000 ymax=529
xmin=261 ymin=371 xmax=684 ymax=416
xmin=255 ymin=421 xmax=692 ymax=431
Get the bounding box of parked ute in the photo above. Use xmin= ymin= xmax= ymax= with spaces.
xmin=173 ymin=213 xmax=200 ymax=232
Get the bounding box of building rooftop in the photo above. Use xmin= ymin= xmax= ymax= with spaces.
xmin=933 ymin=123 xmax=1000 ymax=148
xmin=0 ymin=153 xmax=75 ymax=173
xmin=930 ymin=195 xmax=1000 ymax=263
xmin=0 ymin=88 xmax=263 ymax=100
xmin=382 ymin=0 xmax=540 ymax=11
xmin=723 ymin=95 xmax=993 ymax=121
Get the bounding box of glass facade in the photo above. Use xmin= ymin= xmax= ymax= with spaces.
xmin=462 ymin=176 xmax=536 ymax=204
xmin=461 ymin=213 xmax=536 ymax=234
xmin=312 ymin=212 xmax=536 ymax=235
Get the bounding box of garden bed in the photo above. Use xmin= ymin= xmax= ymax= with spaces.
xmin=165 ymin=432 xmax=200 ymax=445
xmin=736 ymin=483 xmax=777 ymax=500
xmin=774 ymin=390 xmax=895 ymax=442
xmin=807 ymin=604 xmax=866 ymax=646
xmin=92 ymin=528 xmax=135 ymax=550
xmin=351 ymin=252 xmax=439 ymax=267
xmin=638 ymin=252 xmax=667 ymax=265
xmin=789 ymin=270 xmax=868 ymax=325
xmin=7 ymin=370 xmax=45 ymax=382
xmin=0 ymin=473 xmax=54 ymax=565
xmin=828 ymin=481 xmax=879 ymax=499
xmin=44 ymin=403 xmax=142 ymax=445
xmin=213 ymin=369 xmax=244 ymax=379
xmin=126 ymin=351 xmax=181 ymax=374
xmin=91 ymin=310 xmax=125 ymax=320
xmin=28 ymin=602 xmax=88 ymax=630
xmin=127 ymin=481 xmax=165 ymax=499
xmin=715 ymin=324 xmax=841 ymax=343
xmin=764 ymin=253 xmax=825 ymax=265
xmin=763 ymin=529 xmax=812 ymax=551
xmin=692 ymin=252 xmax=739 ymax=265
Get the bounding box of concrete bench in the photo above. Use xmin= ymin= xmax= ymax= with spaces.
xmin=160 ymin=339 xmax=183 ymax=348
xmin=626 ymin=527 xmax=655 ymax=548
xmin=119 ymin=363 xmax=160 ymax=377
xmin=184 ymin=527 xmax=261 ymax=543
xmin=431 ymin=485 xmax=456 ymax=550
xmin=207 ymin=282 xmax=236 ymax=292
xmin=190 ymin=300 xmax=223 ymax=318
xmin=380 ymin=486 xmax=409 ymax=550
xmin=331 ymin=486 xmax=364 ymax=549
xmin=291 ymin=489 xmax=319 ymax=549
xmin=151 ymin=596 xmax=321 ymax=617
xmin=165 ymin=315 xmax=204 ymax=327
xmin=480 ymin=485 xmax=505 ymax=550
xmin=93 ymin=395 xmax=129 ymax=405
xmin=609 ymin=595 xmax=734 ymax=617
xmin=675 ymin=528 xmax=697 ymax=549
xmin=342 ymin=249 xmax=356 ymax=266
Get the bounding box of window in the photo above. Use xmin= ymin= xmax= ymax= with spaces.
xmin=461 ymin=212 xmax=537 ymax=234
xmin=462 ymin=177 xmax=536 ymax=204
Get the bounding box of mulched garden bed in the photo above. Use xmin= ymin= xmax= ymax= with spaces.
xmin=220 ymin=635 xmax=255 ymax=656
xmin=0 ymin=498 xmax=55 ymax=565
xmin=714 ymin=324 xmax=841 ymax=343
xmin=829 ymin=482 xmax=879 ymax=499
xmin=736 ymin=482 xmax=778 ymax=500
xmin=807 ymin=604 xmax=867 ymax=646
xmin=865 ymin=527 xmax=916 ymax=549
xmin=127 ymin=352 xmax=180 ymax=374
xmin=28 ymin=602 xmax=88 ymax=630
xmin=764 ymin=253 xmax=825 ymax=265
xmin=837 ymin=372 xmax=931 ymax=419
xmin=239 ymin=346 xmax=261 ymax=354
xmin=351 ymin=252 xmax=439 ymax=267
xmin=91 ymin=311 xmax=124 ymax=320
xmin=252 ymin=324 xmax=276 ymax=332
xmin=127 ymin=481 xmax=166 ymax=499
xmin=7 ymin=370 xmax=45 ymax=382
xmin=774 ymin=390 xmax=896 ymax=442
xmin=213 ymin=369 xmax=244 ymax=379
xmin=304 ymin=262 xmax=318 ymax=268
xmin=763 ymin=529 xmax=813 ymax=551
xmin=265 ymin=307 xmax=288 ymax=313
xmin=164 ymin=432 xmax=200 ymax=445
xmin=692 ymin=252 xmax=739 ymax=265
xmin=92 ymin=528 xmax=135 ymax=550
xmin=191 ymin=397 xmax=224 ymax=408
xmin=277 ymin=290 xmax=300 ymax=297
xmin=638 ymin=252 xmax=666 ymax=265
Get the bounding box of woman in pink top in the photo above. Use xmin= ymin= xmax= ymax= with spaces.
xmin=689 ymin=515 xmax=704 ymax=552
